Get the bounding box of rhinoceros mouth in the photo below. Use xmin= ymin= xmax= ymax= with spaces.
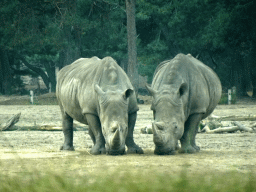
xmin=106 ymin=148 xmax=126 ymax=155
xmin=154 ymin=147 xmax=176 ymax=155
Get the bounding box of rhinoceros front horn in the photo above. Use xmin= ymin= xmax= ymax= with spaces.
xmin=152 ymin=122 xmax=163 ymax=146
xmin=111 ymin=128 xmax=120 ymax=148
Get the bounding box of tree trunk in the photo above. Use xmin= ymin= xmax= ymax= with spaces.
xmin=0 ymin=48 xmax=12 ymax=95
xmin=57 ymin=0 xmax=81 ymax=69
xmin=16 ymin=53 xmax=50 ymax=91
xmin=126 ymin=0 xmax=139 ymax=95
xmin=43 ymin=60 xmax=56 ymax=92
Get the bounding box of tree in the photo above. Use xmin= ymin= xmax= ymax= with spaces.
xmin=126 ymin=0 xmax=139 ymax=93
xmin=0 ymin=47 xmax=12 ymax=94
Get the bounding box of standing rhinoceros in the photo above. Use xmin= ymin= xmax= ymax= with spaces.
xmin=56 ymin=56 xmax=143 ymax=155
xmin=146 ymin=53 xmax=222 ymax=155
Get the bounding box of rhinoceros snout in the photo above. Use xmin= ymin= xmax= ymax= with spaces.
xmin=105 ymin=127 xmax=126 ymax=155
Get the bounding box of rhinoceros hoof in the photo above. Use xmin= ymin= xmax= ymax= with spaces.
xmin=193 ymin=145 xmax=200 ymax=152
xmin=60 ymin=145 xmax=75 ymax=151
xmin=127 ymin=146 xmax=144 ymax=154
xmin=179 ymin=146 xmax=197 ymax=154
xmin=90 ymin=146 xmax=106 ymax=155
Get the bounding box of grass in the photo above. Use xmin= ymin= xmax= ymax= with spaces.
xmin=0 ymin=168 xmax=256 ymax=192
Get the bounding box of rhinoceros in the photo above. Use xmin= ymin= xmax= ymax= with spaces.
xmin=56 ymin=56 xmax=143 ymax=155
xmin=146 ymin=53 xmax=222 ymax=155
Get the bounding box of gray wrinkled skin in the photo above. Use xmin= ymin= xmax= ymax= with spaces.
xmin=56 ymin=56 xmax=143 ymax=155
xmin=146 ymin=53 xmax=222 ymax=155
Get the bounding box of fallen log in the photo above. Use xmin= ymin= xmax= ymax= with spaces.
xmin=0 ymin=113 xmax=21 ymax=131
xmin=208 ymin=115 xmax=256 ymax=121
xmin=201 ymin=125 xmax=239 ymax=133
xmin=232 ymin=122 xmax=255 ymax=133
xmin=201 ymin=122 xmax=256 ymax=133
xmin=39 ymin=125 xmax=62 ymax=131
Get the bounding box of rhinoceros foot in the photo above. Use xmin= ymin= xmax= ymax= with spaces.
xmin=193 ymin=145 xmax=200 ymax=152
xmin=179 ymin=145 xmax=197 ymax=154
xmin=90 ymin=145 xmax=106 ymax=155
xmin=60 ymin=145 xmax=75 ymax=151
xmin=127 ymin=145 xmax=144 ymax=154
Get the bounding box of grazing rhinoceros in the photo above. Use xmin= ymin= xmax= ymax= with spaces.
xmin=56 ymin=56 xmax=143 ymax=155
xmin=146 ymin=53 xmax=222 ymax=155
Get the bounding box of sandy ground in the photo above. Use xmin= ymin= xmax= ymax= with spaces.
xmin=0 ymin=101 xmax=256 ymax=177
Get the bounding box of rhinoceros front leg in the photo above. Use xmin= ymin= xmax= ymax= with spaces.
xmin=126 ymin=112 xmax=144 ymax=154
xmin=60 ymin=112 xmax=75 ymax=151
xmin=85 ymin=114 xmax=106 ymax=155
xmin=179 ymin=113 xmax=203 ymax=153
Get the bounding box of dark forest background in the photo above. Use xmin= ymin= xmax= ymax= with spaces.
xmin=0 ymin=0 xmax=255 ymax=97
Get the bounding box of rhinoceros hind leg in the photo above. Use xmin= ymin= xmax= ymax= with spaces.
xmin=179 ymin=113 xmax=202 ymax=153
xmin=61 ymin=112 xmax=75 ymax=151
xmin=126 ymin=112 xmax=144 ymax=154
xmin=85 ymin=114 xmax=106 ymax=155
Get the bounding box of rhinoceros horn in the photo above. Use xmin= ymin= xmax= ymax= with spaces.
xmin=152 ymin=122 xmax=163 ymax=146
xmin=155 ymin=122 xmax=165 ymax=130
xmin=145 ymin=84 xmax=157 ymax=96
xmin=95 ymin=84 xmax=105 ymax=96
xmin=111 ymin=128 xmax=121 ymax=148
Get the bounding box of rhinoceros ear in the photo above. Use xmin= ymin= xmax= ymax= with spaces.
xmin=179 ymin=83 xmax=188 ymax=97
xmin=145 ymin=84 xmax=156 ymax=96
xmin=122 ymin=89 xmax=134 ymax=100
xmin=94 ymin=84 xmax=105 ymax=96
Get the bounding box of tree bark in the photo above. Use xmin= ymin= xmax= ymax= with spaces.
xmin=0 ymin=48 xmax=12 ymax=95
xmin=57 ymin=0 xmax=81 ymax=69
xmin=126 ymin=0 xmax=139 ymax=94
xmin=43 ymin=60 xmax=56 ymax=92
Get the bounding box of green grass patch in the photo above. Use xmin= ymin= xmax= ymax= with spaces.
xmin=1 ymin=169 xmax=256 ymax=192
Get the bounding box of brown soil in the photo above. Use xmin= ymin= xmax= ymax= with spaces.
xmin=0 ymin=95 xmax=256 ymax=177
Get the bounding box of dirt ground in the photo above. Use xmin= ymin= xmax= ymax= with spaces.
xmin=0 ymin=96 xmax=256 ymax=177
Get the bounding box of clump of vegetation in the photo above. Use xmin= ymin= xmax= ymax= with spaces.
xmin=0 ymin=169 xmax=255 ymax=192
xmin=219 ymin=92 xmax=237 ymax=105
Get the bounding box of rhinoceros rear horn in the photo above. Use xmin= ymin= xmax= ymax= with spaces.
xmin=145 ymin=84 xmax=156 ymax=96
xmin=122 ymin=89 xmax=133 ymax=100
xmin=95 ymin=84 xmax=105 ymax=96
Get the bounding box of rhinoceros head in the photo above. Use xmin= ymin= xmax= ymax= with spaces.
xmin=146 ymin=83 xmax=188 ymax=155
xmin=95 ymin=84 xmax=133 ymax=155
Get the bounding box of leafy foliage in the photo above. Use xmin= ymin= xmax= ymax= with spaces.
xmin=0 ymin=0 xmax=255 ymax=94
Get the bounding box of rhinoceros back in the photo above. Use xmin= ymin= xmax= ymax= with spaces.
xmin=152 ymin=53 xmax=221 ymax=120
xmin=56 ymin=56 xmax=138 ymax=124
